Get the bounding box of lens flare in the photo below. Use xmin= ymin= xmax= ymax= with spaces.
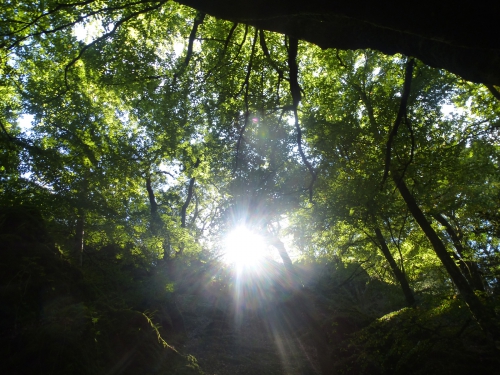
xmin=224 ymin=226 xmax=267 ymax=267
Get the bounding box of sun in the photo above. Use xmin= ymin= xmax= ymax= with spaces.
xmin=223 ymin=226 xmax=267 ymax=267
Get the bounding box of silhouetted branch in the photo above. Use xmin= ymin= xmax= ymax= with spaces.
xmin=288 ymin=36 xmax=316 ymax=202
xmin=0 ymin=119 xmax=16 ymax=143
xmin=233 ymin=24 xmax=249 ymax=61
xmin=234 ymin=28 xmax=258 ymax=171
xmin=486 ymin=84 xmax=500 ymax=102
xmin=259 ymin=29 xmax=286 ymax=80
xmin=432 ymin=212 xmax=485 ymax=291
xmin=381 ymin=58 xmax=415 ymax=187
xmin=0 ymin=118 xmax=43 ymax=153
xmin=184 ymin=11 xmax=206 ymax=67
xmin=203 ymin=22 xmax=238 ymax=81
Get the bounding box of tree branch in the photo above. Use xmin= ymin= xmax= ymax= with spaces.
xmin=233 ymin=24 xmax=249 ymax=62
xmin=234 ymin=28 xmax=258 ymax=170
xmin=0 ymin=118 xmax=43 ymax=153
xmin=374 ymin=226 xmax=415 ymax=307
xmin=64 ymin=1 xmax=166 ymax=87
xmin=381 ymin=57 xmax=415 ymax=187
xmin=259 ymin=29 xmax=286 ymax=80
xmin=184 ymin=11 xmax=206 ymax=67
xmin=486 ymin=84 xmax=500 ymax=102
xmin=432 ymin=212 xmax=485 ymax=291
xmin=288 ymin=36 xmax=316 ymax=202
xmin=203 ymin=22 xmax=238 ymax=81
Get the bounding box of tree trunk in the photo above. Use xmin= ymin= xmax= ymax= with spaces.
xmin=433 ymin=213 xmax=485 ymax=292
xmin=177 ymin=158 xmax=200 ymax=256
xmin=146 ymin=175 xmax=171 ymax=260
xmin=393 ymin=173 xmax=500 ymax=341
xmin=175 ymin=0 xmax=500 ymax=86
xmin=146 ymin=176 xmax=161 ymax=234
xmin=74 ymin=210 xmax=85 ymax=267
xmin=146 ymin=176 xmax=186 ymax=340
xmin=75 ymin=175 xmax=88 ymax=267
xmin=268 ymin=235 xmax=295 ymax=280
xmin=374 ymin=226 xmax=416 ymax=307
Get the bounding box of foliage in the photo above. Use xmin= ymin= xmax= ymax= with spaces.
xmin=1 ymin=1 xmax=500 ymax=374
xmin=0 ymin=205 xmax=203 ymax=374
xmin=335 ymin=300 xmax=499 ymax=375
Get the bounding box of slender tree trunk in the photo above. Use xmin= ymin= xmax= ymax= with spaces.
xmin=374 ymin=226 xmax=416 ymax=307
xmin=393 ymin=173 xmax=500 ymax=341
xmin=146 ymin=175 xmax=160 ymax=233
xmin=75 ymin=210 xmax=85 ymax=267
xmin=146 ymin=175 xmax=186 ymax=340
xmin=180 ymin=158 xmax=201 ymax=229
xmin=146 ymin=175 xmax=171 ymax=260
xmin=177 ymin=158 xmax=200 ymax=256
xmin=75 ymin=175 xmax=88 ymax=267
xmin=268 ymin=235 xmax=295 ymax=279
xmin=433 ymin=213 xmax=485 ymax=292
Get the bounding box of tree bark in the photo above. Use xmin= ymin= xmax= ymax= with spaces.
xmin=393 ymin=173 xmax=500 ymax=342
xmin=175 ymin=0 xmax=500 ymax=86
xmin=374 ymin=226 xmax=416 ymax=307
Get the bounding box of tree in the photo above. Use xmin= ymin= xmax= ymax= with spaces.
xmin=2 ymin=2 xmax=500 ymax=373
xmin=294 ymin=48 xmax=500 ymax=339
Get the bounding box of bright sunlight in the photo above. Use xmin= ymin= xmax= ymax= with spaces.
xmin=223 ymin=226 xmax=267 ymax=268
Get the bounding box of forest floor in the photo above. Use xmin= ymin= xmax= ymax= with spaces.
xmin=178 ymin=291 xmax=322 ymax=375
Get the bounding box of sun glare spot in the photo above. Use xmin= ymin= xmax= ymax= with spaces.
xmin=224 ymin=226 xmax=267 ymax=268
